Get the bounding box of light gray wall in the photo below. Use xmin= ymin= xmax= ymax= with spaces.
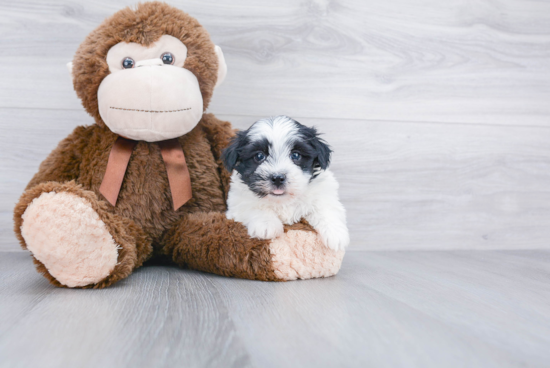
xmin=1 ymin=0 xmax=549 ymax=251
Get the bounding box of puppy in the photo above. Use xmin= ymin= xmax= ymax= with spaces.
xmin=222 ymin=115 xmax=349 ymax=251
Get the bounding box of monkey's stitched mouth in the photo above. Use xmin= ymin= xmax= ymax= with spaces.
xmin=109 ymin=106 xmax=191 ymax=113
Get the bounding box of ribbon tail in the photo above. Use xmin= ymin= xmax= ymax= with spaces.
xmin=158 ymin=138 xmax=193 ymax=210
xmin=99 ymin=137 xmax=137 ymax=206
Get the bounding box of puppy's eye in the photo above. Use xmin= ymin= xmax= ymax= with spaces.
xmin=254 ymin=152 xmax=266 ymax=163
xmin=161 ymin=52 xmax=174 ymax=65
xmin=291 ymin=152 xmax=301 ymax=161
xmin=122 ymin=57 xmax=135 ymax=69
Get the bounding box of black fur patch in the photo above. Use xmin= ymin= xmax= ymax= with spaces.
xmin=294 ymin=120 xmax=332 ymax=178
xmin=223 ymin=130 xmax=272 ymax=197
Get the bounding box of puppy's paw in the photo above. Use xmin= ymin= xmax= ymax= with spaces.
xmin=317 ymin=222 xmax=350 ymax=251
xmin=247 ymin=218 xmax=284 ymax=240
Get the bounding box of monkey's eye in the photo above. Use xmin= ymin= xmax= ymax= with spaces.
xmin=122 ymin=57 xmax=135 ymax=69
xmin=291 ymin=152 xmax=301 ymax=161
xmin=254 ymin=152 xmax=266 ymax=163
xmin=161 ymin=52 xmax=175 ymax=65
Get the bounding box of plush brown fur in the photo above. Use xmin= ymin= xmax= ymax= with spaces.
xmin=160 ymin=215 xmax=315 ymax=281
xmin=13 ymin=2 xmax=335 ymax=288
xmin=160 ymin=212 xmax=279 ymax=281
xmin=13 ymin=112 xmax=265 ymax=287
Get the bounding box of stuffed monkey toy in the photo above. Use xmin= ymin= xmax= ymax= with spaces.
xmin=13 ymin=2 xmax=345 ymax=288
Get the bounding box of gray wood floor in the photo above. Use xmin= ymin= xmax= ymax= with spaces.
xmin=1 ymin=250 xmax=549 ymax=368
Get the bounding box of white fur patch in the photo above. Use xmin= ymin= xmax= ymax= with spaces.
xmin=21 ymin=192 xmax=119 ymax=287
xmin=228 ymin=170 xmax=350 ymax=250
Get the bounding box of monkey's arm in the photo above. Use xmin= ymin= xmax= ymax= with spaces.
xmin=14 ymin=125 xmax=90 ymax=250
xmin=200 ymin=113 xmax=235 ymax=203
xmin=24 ymin=125 xmax=91 ymax=190
xmin=161 ymin=212 xmax=345 ymax=281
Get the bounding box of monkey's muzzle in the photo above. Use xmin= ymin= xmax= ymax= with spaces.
xmin=97 ymin=61 xmax=203 ymax=142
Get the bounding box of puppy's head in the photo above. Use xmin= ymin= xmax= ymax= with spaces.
xmin=223 ymin=115 xmax=332 ymax=199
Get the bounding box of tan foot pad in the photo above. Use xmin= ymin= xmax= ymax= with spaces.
xmin=270 ymin=230 xmax=345 ymax=281
xmin=21 ymin=192 xmax=119 ymax=287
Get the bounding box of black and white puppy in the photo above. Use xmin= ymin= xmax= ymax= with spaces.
xmin=222 ymin=115 xmax=349 ymax=251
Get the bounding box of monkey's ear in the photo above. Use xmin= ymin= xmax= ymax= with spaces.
xmin=66 ymin=61 xmax=73 ymax=81
xmin=214 ymin=45 xmax=227 ymax=88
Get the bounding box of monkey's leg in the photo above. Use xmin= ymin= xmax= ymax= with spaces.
xmin=160 ymin=212 xmax=345 ymax=281
xmin=14 ymin=181 xmax=153 ymax=288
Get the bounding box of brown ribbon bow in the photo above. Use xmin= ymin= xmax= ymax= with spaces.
xmin=99 ymin=137 xmax=192 ymax=210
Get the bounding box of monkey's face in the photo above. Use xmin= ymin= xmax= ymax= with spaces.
xmin=96 ymin=35 xmax=220 ymax=142
xmin=70 ymin=3 xmax=228 ymax=142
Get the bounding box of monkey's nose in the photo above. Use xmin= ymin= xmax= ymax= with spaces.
xmin=135 ymin=58 xmax=164 ymax=67
xmin=271 ymin=174 xmax=286 ymax=186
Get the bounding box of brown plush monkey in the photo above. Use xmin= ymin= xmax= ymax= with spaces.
xmin=13 ymin=2 xmax=344 ymax=288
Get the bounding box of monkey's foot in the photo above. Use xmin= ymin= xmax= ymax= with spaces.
xmin=269 ymin=230 xmax=345 ymax=281
xmin=21 ymin=191 xmax=119 ymax=287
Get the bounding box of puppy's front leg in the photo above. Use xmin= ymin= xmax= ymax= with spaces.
xmin=305 ymin=200 xmax=350 ymax=251
xmin=237 ymin=209 xmax=284 ymax=240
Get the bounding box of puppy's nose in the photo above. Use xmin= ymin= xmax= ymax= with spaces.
xmin=271 ymin=174 xmax=286 ymax=186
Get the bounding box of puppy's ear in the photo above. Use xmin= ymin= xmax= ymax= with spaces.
xmin=311 ymin=134 xmax=332 ymax=170
xmin=298 ymin=123 xmax=332 ymax=170
xmin=222 ymin=130 xmax=247 ymax=172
